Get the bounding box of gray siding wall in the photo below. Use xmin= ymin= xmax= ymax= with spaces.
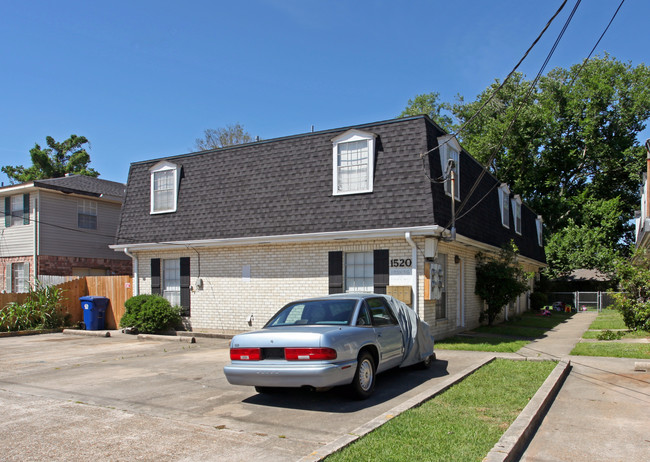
xmin=0 ymin=193 xmax=35 ymax=257
xmin=38 ymin=191 xmax=128 ymax=260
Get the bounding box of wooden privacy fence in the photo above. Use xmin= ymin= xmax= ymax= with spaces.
xmin=1 ymin=276 xmax=133 ymax=330
xmin=85 ymin=276 xmax=133 ymax=329
xmin=0 ymin=292 xmax=30 ymax=310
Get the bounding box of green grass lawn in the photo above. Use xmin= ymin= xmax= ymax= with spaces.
xmin=588 ymin=309 xmax=627 ymax=330
xmin=325 ymin=359 xmax=557 ymax=462
xmin=581 ymin=329 xmax=650 ymax=340
xmin=436 ymin=312 xmax=572 ymax=353
xmin=507 ymin=311 xmax=573 ymax=329
xmin=473 ymin=325 xmax=545 ymax=339
xmin=571 ymin=342 xmax=650 ymax=359
xmin=436 ymin=336 xmax=529 ymax=353
xmin=573 ymin=309 xmax=650 ymax=357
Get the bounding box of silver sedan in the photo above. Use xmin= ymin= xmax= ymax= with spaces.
xmin=224 ymin=293 xmax=435 ymax=399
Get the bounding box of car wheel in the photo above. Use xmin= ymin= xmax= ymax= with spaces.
xmin=351 ymin=352 xmax=376 ymax=400
xmin=418 ymin=353 xmax=436 ymax=370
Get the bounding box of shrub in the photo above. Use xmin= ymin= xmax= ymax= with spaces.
xmin=120 ymin=295 xmax=181 ymax=333
xmin=596 ymin=329 xmax=624 ymax=341
xmin=0 ymin=282 xmax=68 ymax=332
xmin=530 ymin=291 xmax=548 ymax=311
xmin=612 ymin=248 xmax=650 ymax=331
xmin=475 ymin=241 xmax=532 ymax=326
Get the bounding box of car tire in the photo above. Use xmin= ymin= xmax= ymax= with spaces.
xmin=351 ymin=352 xmax=376 ymax=400
xmin=417 ymin=353 xmax=436 ymax=369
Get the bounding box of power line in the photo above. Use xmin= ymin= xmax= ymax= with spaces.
xmin=1 ymin=211 xmax=119 ymax=241
xmin=419 ymin=0 xmax=569 ymax=163
xmin=448 ymin=0 xmax=583 ymax=227
xmin=451 ymin=0 xmax=626 ymax=226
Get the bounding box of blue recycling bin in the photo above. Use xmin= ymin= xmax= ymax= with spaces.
xmin=80 ymin=296 xmax=110 ymax=330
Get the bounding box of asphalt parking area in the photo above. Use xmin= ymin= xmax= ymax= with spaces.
xmin=0 ymin=332 xmax=490 ymax=461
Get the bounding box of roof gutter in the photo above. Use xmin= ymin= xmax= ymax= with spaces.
xmin=110 ymin=225 xmax=446 ymax=252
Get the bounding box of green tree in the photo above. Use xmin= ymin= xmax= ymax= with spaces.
xmin=612 ymin=247 xmax=650 ymax=331
xmin=194 ymin=123 xmax=252 ymax=150
xmin=2 ymin=135 xmax=97 ymax=184
xmin=398 ymin=92 xmax=454 ymax=132
xmin=475 ymin=242 xmax=531 ymax=326
xmin=432 ymin=55 xmax=650 ymax=276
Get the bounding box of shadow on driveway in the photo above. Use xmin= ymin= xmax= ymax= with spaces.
xmin=242 ymin=359 xmax=450 ymax=412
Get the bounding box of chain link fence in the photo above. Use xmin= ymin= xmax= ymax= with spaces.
xmin=547 ymin=292 xmax=624 ymax=312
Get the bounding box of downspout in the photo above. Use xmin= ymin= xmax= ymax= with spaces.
xmin=646 ymin=139 xmax=650 ymax=220
xmin=404 ymin=232 xmax=418 ymax=314
xmin=33 ymin=193 xmax=38 ymax=284
xmin=123 ymin=248 xmax=138 ymax=295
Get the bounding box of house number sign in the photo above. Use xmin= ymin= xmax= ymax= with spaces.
xmin=390 ymin=258 xmax=412 ymax=268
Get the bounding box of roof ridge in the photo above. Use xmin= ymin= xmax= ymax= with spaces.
xmin=129 ymin=116 xmax=432 ymax=166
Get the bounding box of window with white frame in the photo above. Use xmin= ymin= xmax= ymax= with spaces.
xmin=332 ymin=130 xmax=376 ymax=195
xmin=162 ymin=258 xmax=181 ymax=307
xmin=499 ymin=184 xmax=510 ymax=228
xmin=536 ymin=216 xmax=544 ymax=246
xmin=150 ymin=161 xmax=179 ymax=214
xmin=437 ymin=135 xmax=461 ymax=200
xmin=344 ymin=252 xmax=374 ymax=293
xmin=511 ymin=195 xmax=522 ymax=235
xmin=5 ymin=262 xmax=29 ymax=293
xmin=4 ymin=194 xmax=29 ymax=227
xmin=78 ymin=199 xmax=97 ymax=229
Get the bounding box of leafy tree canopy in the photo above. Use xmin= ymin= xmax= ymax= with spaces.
xmin=194 ymin=123 xmax=252 ymax=150
xmin=402 ymin=55 xmax=650 ymax=277
xmin=2 ymin=135 xmax=98 ymax=184
xmin=398 ymin=92 xmax=454 ymax=132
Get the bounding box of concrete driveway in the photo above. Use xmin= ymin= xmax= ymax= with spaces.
xmin=0 ymin=332 xmax=489 ymax=461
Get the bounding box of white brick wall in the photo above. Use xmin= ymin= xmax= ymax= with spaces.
xmin=134 ymin=237 xmax=543 ymax=338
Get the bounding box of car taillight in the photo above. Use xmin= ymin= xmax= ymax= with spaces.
xmin=230 ymin=348 xmax=261 ymax=361
xmin=284 ymin=347 xmax=337 ymax=361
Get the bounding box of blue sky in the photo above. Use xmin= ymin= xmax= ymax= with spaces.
xmin=1 ymin=0 xmax=648 ymax=185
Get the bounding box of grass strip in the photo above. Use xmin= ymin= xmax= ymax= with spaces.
xmin=506 ymin=312 xmax=572 ymax=329
xmin=588 ymin=309 xmax=627 ymax=330
xmin=326 ymin=359 xmax=557 ymax=462
xmin=581 ymin=330 xmax=649 ymax=340
xmin=570 ymin=342 xmax=650 ymax=359
xmin=473 ymin=325 xmax=545 ymax=338
xmin=436 ymin=336 xmax=529 ymax=352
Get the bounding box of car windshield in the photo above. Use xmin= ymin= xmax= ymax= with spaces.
xmin=266 ymin=299 xmax=357 ymax=327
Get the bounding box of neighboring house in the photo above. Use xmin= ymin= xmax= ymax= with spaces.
xmin=1 ymin=175 xmax=132 ymax=292
xmin=549 ymin=269 xmax=615 ymax=293
xmin=111 ymin=116 xmax=545 ymax=338
xmin=635 ymin=143 xmax=650 ymax=251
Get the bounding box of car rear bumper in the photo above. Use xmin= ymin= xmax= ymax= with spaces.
xmin=224 ymin=359 xmax=357 ymax=389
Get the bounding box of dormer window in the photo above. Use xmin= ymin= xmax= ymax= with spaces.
xmin=150 ymin=161 xmax=179 ymax=214
xmin=511 ymin=195 xmax=522 ymax=235
xmin=437 ymin=135 xmax=461 ymax=200
xmin=499 ymin=184 xmax=510 ymax=228
xmin=332 ymin=130 xmax=376 ymax=195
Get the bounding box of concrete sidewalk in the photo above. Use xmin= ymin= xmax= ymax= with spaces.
xmin=517 ymin=310 xmax=598 ymax=360
xmin=514 ymin=311 xmax=650 ymax=462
